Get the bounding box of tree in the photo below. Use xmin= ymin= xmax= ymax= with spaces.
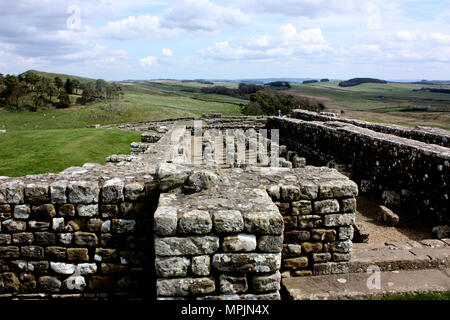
xmin=72 ymin=79 xmax=81 ymax=95
xmin=54 ymin=77 xmax=64 ymax=91
xmin=57 ymin=91 xmax=71 ymax=108
xmin=64 ymin=79 xmax=75 ymax=94
xmin=80 ymin=82 xmax=96 ymax=104
xmin=95 ymin=79 xmax=107 ymax=99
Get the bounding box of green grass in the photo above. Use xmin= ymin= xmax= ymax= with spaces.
xmin=375 ymin=291 xmax=450 ymax=300
xmin=0 ymin=128 xmax=142 ymax=177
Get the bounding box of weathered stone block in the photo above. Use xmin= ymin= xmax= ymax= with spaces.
xmin=77 ymin=204 xmax=98 ymax=217
xmin=323 ymin=213 xmax=355 ymax=227
xmin=212 ymin=253 xmax=281 ymax=273
xmin=178 ymin=210 xmax=212 ymax=234
xmin=21 ymin=246 xmax=44 ymax=259
xmin=0 ymin=182 xmax=24 ymax=204
xmin=155 ymin=256 xmax=190 ymax=278
xmin=332 ymin=253 xmax=351 ymax=262
xmin=252 ymin=271 xmax=281 ymax=293
xmin=64 ymin=275 xmax=86 ymax=291
xmin=86 ymin=218 xmax=103 ymax=232
xmin=155 ymin=236 xmax=219 ymax=256
xmin=38 ymin=276 xmax=61 ymax=292
xmin=59 ymin=204 xmax=75 ymax=217
xmin=100 ymin=204 xmax=118 ymax=218
xmin=222 ymin=234 xmax=257 ymax=252
xmin=213 ymin=210 xmax=244 ymax=233
xmin=311 ymin=229 xmax=336 ymax=242
xmin=314 ymin=199 xmax=340 ymax=214
xmin=319 ymin=180 xmax=358 ymax=199
xmin=283 ymin=257 xmax=308 ymax=269
xmin=74 ymin=232 xmax=98 ymax=247
xmin=157 ymin=277 xmax=215 ymax=297
xmin=67 ymin=181 xmax=100 ymax=204
xmin=77 ymin=263 xmax=97 ymax=275
xmin=191 ymin=255 xmax=210 ymax=276
xmin=156 ymin=163 xmax=192 ymax=192
xmin=266 ymin=185 xmax=280 ymax=201
xmin=283 ymin=216 xmax=297 ymax=230
xmin=0 ymin=246 xmax=19 ymax=258
xmin=67 ymin=248 xmax=89 ymax=262
xmin=377 ymin=205 xmax=399 ymax=226
xmin=50 ymin=181 xmax=68 ymax=204
xmin=35 ymin=232 xmax=56 ymax=245
xmin=2 ymin=219 xmax=26 ymax=232
xmin=102 ymin=178 xmax=124 ymax=203
xmin=299 ymin=181 xmax=318 ymax=200
xmin=183 ymin=170 xmax=219 ymax=194
xmin=14 ymin=205 xmax=30 ymax=219
xmin=52 ymin=217 xmax=64 ymax=232
xmin=88 ymin=275 xmax=115 ymax=291
xmin=243 ymin=210 xmax=283 ymax=235
xmin=341 ymin=198 xmax=357 ymax=212
xmin=284 ymin=230 xmax=310 ymax=243
xmin=46 ymin=247 xmax=66 ymax=260
xmin=111 ymin=219 xmax=136 ymax=234
xmin=312 ymin=253 xmax=332 ymax=263
xmin=94 ymin=248 xmax=117 ymax=262
xmin=313 ymin=263 xmax=331 ymax=275
xmin=25 ymin=184 xmax=49 ymax=204
xmin=0 ymin=272 xmax=20 ymax=292
xmin=101 ymin=220 xmax=111 ymax=233
xmin=282 ymin=244 xmax=302 ymax=257
xmin=280 ymin=185 xmax=300 ymax=202
xmin=301 ymin=242 xmax=323 ymax=253
xmin=33 ymin=204 xmax=56 ymax=218
xmin=338 ymin=226 xmax=354 ymax=240
xmin=258 ymin=235 xmax=283 ymax=253
xmin=330 ymin=240 xmax=352 ymax=253
xmin=124 ymin=182 xmax=146 ymax=201
xmin=0 ymin=234 xmax=12 ymax=245
xmin=28 ymin=220 xmax=50 ymax=230
xmin=292 ymin=200 xmax=312 ymax=215
xmin=298 ymin=216 xmax=322 ymax=229
xmin=50 ymin=262 xmax=76 ymax=275
xmin=274 ymin=202 xmax=290 ymax=215
xmin=330 ymin=262 xmax=350 ymax=274
xmin=101 ymin=263 xmax=126 ymax=274
xmin=12 ymin=233 xmax=34 ymax=245
xmin=58 ymin=233 xmax=73 ymax=245
xmin=219 ymin=274 xmax=248 ymax=294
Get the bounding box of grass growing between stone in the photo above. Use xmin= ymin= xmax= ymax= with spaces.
xmin=0 ymin=128 xmax=142 ymax=177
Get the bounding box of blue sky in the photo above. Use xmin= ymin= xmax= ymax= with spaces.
xmin=0 ymin=0 xmax=449 ymax=81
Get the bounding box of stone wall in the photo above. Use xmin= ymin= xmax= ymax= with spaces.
xmin=266 ymin=116 xmax=450 ymax=225
xmin=291 ymin=110 xmax=450 ymax=148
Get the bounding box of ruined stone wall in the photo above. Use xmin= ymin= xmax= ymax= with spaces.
xmin=291 ymin=110 xmax=450 ymax=147
xmin=266 ymin=116 xmax=450 ymax=225
xmin=0 ymin=178 xmax=158 ymax=299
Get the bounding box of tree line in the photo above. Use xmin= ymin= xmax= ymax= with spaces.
xmin=0 ymin=72 xmax=123 ymax=111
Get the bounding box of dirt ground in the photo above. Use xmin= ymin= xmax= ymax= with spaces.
xmin=355 ymin=194 xmax=432 ymax=243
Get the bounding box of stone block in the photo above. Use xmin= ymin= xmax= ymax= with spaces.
xmin=243 ymin=210 xmax=283 ymax=235
xmin=76 ymin=263 xmax=97 ymax=275
xmin=283 ymin=257 xmax=308 ymax=269
xmin=191 ymin=255 xmax=211 ymax=276
xmin=298 ymin=216 xmax=322 ymax=229
xmin=38 ymin=276 xmax=61 ymax=292
xmin=124 ymin=182 xmax=146 ymax=201
xmin=341 ymin=198 xmax=357 ymax=212
xmin=313 ymin=263 xmax=331 ymax=275
xmin=67 ymin=181 xmax=100 ymax=204
xmin=59 ymin=204 xmax=75 ymax=217
xmin=46 ymin=247 xmax=66 ymax=260
xmin=299 ymin=181 xmax=318 ymax=200
xmin=88 ymin=275 xmax=115 ymax=291
xmin=155 ymin=256 xmax=190 ymax=278
xmin=292 ymin=200 xmax=312 ymax=215
xmin=94 ymin=248 xmax=117 ymax=262
xmin=101 ymin=178 xmax=124 ymax=203
xmin=280 ymin=185 xmax=300 ymax=202
xmin=157 ymin=277 xmax=215 ymax=297
xmin=219 ymin=274 xmax=248 ymax=294
xmin=212 ymin=253 xmax=281 ymax=273
xmin=155 ymin=236 xmax=220 ymax=256
xmin=156 ymin=163 xmax=192 ymax=192
xmin=323 ymin=213 xmax=355 ymax=227
xmin=377 ymin=205 xmax=399 ymax=226
xmin=0 ymin=246 xmax=19 ymax=258
xmin=338 ymin=226 xmax=354 ymax=240
xmin=252 ymin=271 xmax=281 ymax=293
xmin=50 ymin=262 xmax=76 ymax=275
xmin=301 ymin=242 xmax=323 ymax=253
xmin=332 ymin=253 xmax=351 ymax=262
xmin=330 ymin=240 xmax=353 ymax=253
xmin=284 ymin=230 xmax=311 ymax=243
xmin=266 ymin=185 xmax=280 ymax=201
xmin=318 ymin=180 xmax=358 ymax=199
xmin=52 ymin=217 xmax=65 ymax=232
xmin=282 ymin=244 xmax=302 ymax=257
xmin=311 ymin=229 xmax=336 ymax=242
xmin=35 ymin=232 xmax=56 ymax=245
xmin=50 ymin=181 xmax=68 ymax=204
xmin=178 ymin=210 xmax=212 ymax=234
xmin=0 ymin=181 xmax=24 ymax=204
xmin=63 ymin=276 xmax=86 ymax=291
xmin=111 ymin=219 xmax=136 ymax=234
xmin=77 ymin=204 xmax=98 ymax=217
xmin=24 ymin=184 xmax=49 ymax=204
xmin=283 ymin=216 xmax=297 ymax=230
xmin=258 ymin=235 xmax=283 ymax=253
xmin=2 ymin=219 xmax=26 ymax=232
xmin=33 ymin=204 xmax=56 ymax=218
xmin=73 ymin=232 xmax=98 ymax=247
xmin=101 ymin=221 xmax=111 ymax=233
xmin=222 ymin=234 xmax=257 ymax=252
xmin=314 ymin=199 xmax=340 ymax=214
xmin=28 ymin=220 xmax=50 ymax=230
xmin=312 ymin=253 xmax=332 ymax=263
xmin=213 ymin=210 xmax=244 ymax=233
xmin=58 ymin=233 xmax=73 ymax=245
xmin=67 ymin=248 xmax=89 ymax=262
xmin=14 ymin=205 xmax=30 ymax=219
xmin=21 ymin=246 xmax=44 ymax=259
xmin=100 ymin=204 xmax=118 ymax=219
xmin=12 ymin=233 xmax=34 ymax=245
xmin=0 ymin=234 xmax=11 ymax=245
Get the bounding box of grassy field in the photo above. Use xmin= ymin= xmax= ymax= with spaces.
xmin=376 ymin=291 xmax=450 ymax=300
xmin=288 ymin=81 xmax=450 ymax=130
xmin=0 ymin=77 xmax=245 ymax=177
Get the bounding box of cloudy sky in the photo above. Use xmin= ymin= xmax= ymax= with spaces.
xmin=0 ymin=0 xmax=449 ymax=80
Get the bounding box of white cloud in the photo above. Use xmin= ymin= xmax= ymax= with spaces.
xmin=140 ymin=56 xmax=158 ymax=67
xmin=161 ymin=0 xmax=249 ymax=32
xmin=161 ymin=48 xmax=174 ymax=56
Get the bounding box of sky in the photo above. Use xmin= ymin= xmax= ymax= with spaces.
xmin=0 ymin=0 xmax=449 ymax=81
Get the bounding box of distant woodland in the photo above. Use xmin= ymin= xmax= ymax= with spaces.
xmin=0 ymin=71 xmax=123 ymax=111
